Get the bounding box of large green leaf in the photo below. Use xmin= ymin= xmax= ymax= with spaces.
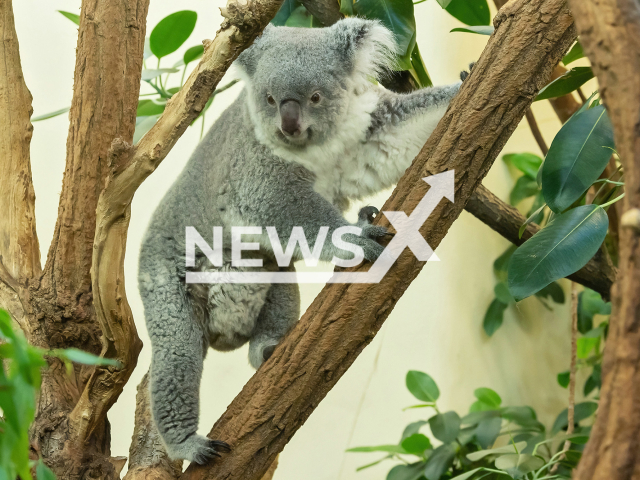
xmin=150 ymin=11 xmax=198 ymax=59
xmin=445 ymin=0 xmax=490 ymax=26
xmin=406 ymin=370 xmax=440 ymax=402
xmin=423 ymin=444 xmax=457 ymax=480
xmin=429 ymin=411 xmax=461 ymax=443
xmin=507 ymin=205 xmax=609 ymax=301
xmin=411 ymin=44 xmax=433 ymax=87
xmin=285 ymin=5 xmax=323 ymax=27
xmin=541 ymin=105 xmax=615 ymax=212
xmin=353 ymin=0 xmax=416 ymax=57
xmin=483 ymin=299 xmax=507 ymax=337
xmin=535 ymin=66 xmax=594 ymax=101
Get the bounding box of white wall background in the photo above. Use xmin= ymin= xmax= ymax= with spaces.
xmin=12 ymin=1 xmax=593 ymax=478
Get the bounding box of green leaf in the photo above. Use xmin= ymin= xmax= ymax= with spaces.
xmin=557 ymin=371 xmax=570 ymax=388
xmin=387 ymin=462 xmax=427 ymax=480
xmin=577 ymin=328 xmax=602 ymax=359
xmin=401 ymin=433 xmax=432 ymax=455
xmin=444 ymin=0 xmax=490 ymax=26
xmin=501 ymin=406 xmax=543 ymax=431
xmin=134 ymin=115 xmax=160 ymax=143
xmin=475 ymin=416 xmax=502 ymax=449
xmin=55 ymin=348 xmax=120 ymax=367
xmin=551 ymin=401 xmax=598 ymax=434
xmin=474 ymin=388 xmax=502 ymax=408
xmin=284 ymin=5 xmax=323 ymax=27
xmin=507 ymin=205 xmax=609 ymax=301
xmin=32 ymin=107 xmax=70 ymax=122
xmin=483 ymin=299 xmax=507 ymax=337
xmin=340 ymin=0 xmax=355 ymax=16
xmin=450 ymin=26 xmax=494 ymax=35
xmin=584 ymin=364 xmax=601 ymax=395
xmin=535 ymin=281 xmax=565 ymax=304
xmin=461 ymin=409 xmax=501 ymax=426
xmin=141 ymin=68 xmax=179 ymax=81
xmin=450 ymin=469 xmax=485 ymax=480
xmin=36 ymin=460 xmax=56 ymax=480
xmin=466 ymin=442 xmax=527 ymax=461
xmin=58 ymin=10 xmax=80 ymax=25
xmin=347 ymin=444 xmax=408 ymax=454
xmin=435 ymin=0 xmax=453 ymax=7
xmin=563 ymin=42 xmax=584 ymax=65
xmin=150 ymin=11 xmax=198 ymax=59
xmin=578 ymin=289 xmax=610 ymax=333
xmin=183 ymin=45 xmax=204 ymax=66
xmin=536 ymin=67 xmax=594 ymax=101
xmin=423 ymin=444 xmax=457 ymax=480
xmin=503 ymin=153 xmax=543 ymax=180
xmin=137 ymin=99 xmax=166 ymax=117
xmin=541 ymin=105 xmax=615 ymax=213
xmin=406 ymin=370 xmax=440 ymax=402
xmin=429 ymin=411 xmax=461 ymax=443
xmin=510 ymin=176 xmax=539 ymax=206
xmin=353 ymin=0 xmax=416 ymax=58
xmin=494 ymin=245 xmax=516 ymax=282
xmin=494 ymin=283 xmax=513 ymax=305
xmin=410 ymin=44 xmax=433 ymax=87
xmin=495 ymin=453 xmax=545 ymax=479
xmin=402 ymin=421 xmax=429 ymax=440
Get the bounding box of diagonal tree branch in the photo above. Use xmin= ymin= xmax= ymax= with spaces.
xmin=564 ymin=1 xmax=640 ymax=479
xmin=177 ymin=1 xmax=576 ymax=479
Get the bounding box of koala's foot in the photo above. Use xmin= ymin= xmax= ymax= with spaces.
xmin=249 ymin=338 xmax=279 ymax=369
xmin=166 ymin=434 xmax=231 ymax=465
xmin=460 ymin=62 xmax=476 ymax=82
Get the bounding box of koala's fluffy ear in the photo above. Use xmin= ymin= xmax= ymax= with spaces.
xmin=330 ymin=18 xmax=398 ymax=81
xmin=235 ymin=24 xmax=275 ymax=76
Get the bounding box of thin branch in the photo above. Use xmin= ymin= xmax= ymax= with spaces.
xmin=525 ymin=108 xmax=549 ymax=155
xmin=466 ymin=185 xmax=616 ymax=300
xmin=178 ymin=1 xmax=576 ymax=478
xmin=550 ymin=282 xmax=578 ymax=474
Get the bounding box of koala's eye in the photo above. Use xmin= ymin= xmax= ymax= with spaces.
xmin=310 ymin=92 xmax=321 ymax=103
xmin=266 ymin=94 xmax=275 ymax=106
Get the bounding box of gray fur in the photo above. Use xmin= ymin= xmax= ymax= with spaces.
xmin=138 ymin=18 xmax=462 ymax=464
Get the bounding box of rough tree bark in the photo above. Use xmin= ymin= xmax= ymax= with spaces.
xmin=168 ymin=1 xmax=576 ymax=479
xmin=565 ymin=1 xmax=640 ymax=479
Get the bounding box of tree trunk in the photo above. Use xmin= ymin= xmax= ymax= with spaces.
xmin=178 ymin=1 xmax=576 ymax=479
xmin=564 ymin=1 xmax=640 ymax=479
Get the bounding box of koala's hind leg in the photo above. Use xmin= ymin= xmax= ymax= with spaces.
xmin=248 ymin=271 xmax=301 ymax=369
xmin=140 ymin=250 xmax=230 ymax=464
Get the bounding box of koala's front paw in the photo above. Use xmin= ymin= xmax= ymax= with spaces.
xmin=460 ymin=61 xmax=476 ymax=82
xmin=360 ymin=237 xmax=385 ymax=263
xmin=167 ymin=434 xmax=230 ymax=465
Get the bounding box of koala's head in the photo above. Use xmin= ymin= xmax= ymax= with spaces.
xmin=235 ymin=18 xmax=397 ymax=149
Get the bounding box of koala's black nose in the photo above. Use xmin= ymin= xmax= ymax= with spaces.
xmin=280 ymin=99 xmax=301 ymax=137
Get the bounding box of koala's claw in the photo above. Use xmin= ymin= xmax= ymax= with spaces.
xmin=174 ymin=434 xmax=231 ymax=465
xmin=358 ymin=205 xmax=379 ymax=224
xmin=263 ymin=344 xmax=276 ymax=362
xmin=460 ymin=61 xmax=476 ymax=82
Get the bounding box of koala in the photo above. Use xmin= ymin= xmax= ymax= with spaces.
xmin=138 ymin=18 xmax=464 ymax=464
